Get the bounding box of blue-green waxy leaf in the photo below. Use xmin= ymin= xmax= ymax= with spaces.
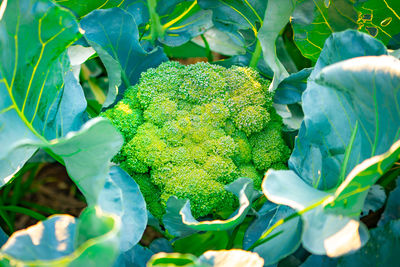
xmin=80 ymin=7 xmax=168 ymax=107
xmin=273 ymin=68 xmax=313 ymax=105
xmin=192 ymin=27 xmax=246 ymax=56
xmin=244 ymin=203 xmax=303 ymax=265
xmin=113 ymin=244 xmax=154 ymax=267
xmin=98 ymin=166 xmax=147 ymax=252
xmin=198 ymin=0 xmax=267 ymax=37
xmin=379 ymin=177 xmax=400 ymax=226
xmin=263 ymin=170 xmax=370 ymax=257
xmin=290 ymin=32 xmax=394 ymax=190
xmin=0 ymin=228 xmax=7 ymax=248
xmin=0 ymin=207 xmax=120 ymax=266
xmin=0 ymin=0 xmax=124 ymax=205
xmin=1 ymin=215 xmax=77 ymax=261
xmin=48 ymin=70 xmax=88 ymax=138
xmin=163 ymin=178 xmax=260 ymax=237
xmin=361 ymin=185 xmax=386 ymax=215
xmin=46 ymin=118 xmax=123 ymax=204
xmin=258 ymin=0 xmax=295 ymax=90
xmin=337 ymin=219 xmax=400 ymax=266
xmin=157 ymin=1 xmax=213 ymax=47
xmin=301 ymin=255 xmax=338 ymax=267
xmin=0 ymin=0 xmax=81 ymax=183
xmin=310 ymin=30 xmax=387 ymax=80
xmin=262 ymin=50 xmax=400 ymax=256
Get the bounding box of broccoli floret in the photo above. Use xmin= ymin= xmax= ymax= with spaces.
xmin=102 ymin=61 xmax=290 ymax=219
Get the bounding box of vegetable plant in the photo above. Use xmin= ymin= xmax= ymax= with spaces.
xmin=0 ymin=0 xmax=399 ymax=266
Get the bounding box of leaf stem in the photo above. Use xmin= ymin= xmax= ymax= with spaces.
xmin=200 ymin=34 xmax=213 ymax=62
xmin=249 ymin=39 xmax=262 ymax=68
xmin=147 ymin=0 xmax=164 ymax=43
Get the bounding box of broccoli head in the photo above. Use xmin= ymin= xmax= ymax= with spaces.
xmin=102 ymin=61 xmax=290 ymax=219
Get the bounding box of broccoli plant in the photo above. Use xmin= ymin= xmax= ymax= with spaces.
xmin=103 ymin=61 xmax=290 ymax=219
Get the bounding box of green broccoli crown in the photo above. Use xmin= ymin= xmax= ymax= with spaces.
xmin=102 ymin=61 xmax=290 ymax=219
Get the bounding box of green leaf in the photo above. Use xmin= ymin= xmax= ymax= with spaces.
xmin=338 ymin=219 xmax=400 ymax=266
xmin=0 ymin=0 xmax=81 ymax=182
xmin=98 ymin=166 xmax=147 ymax=252
xmin=198 ymin=0 xmax=267 ymax=37
xmin=378 ymin=176 xmax=400 ymax=226
xmin=80 ymin=7 xmax=168 ymax=107
xmin=0 ymin=0 xmax=123 ymax=205
xmin=290 ymin=31 xmax=390 ymax=190
xmin=361 ymin=185 xmax=386 ymax=215
xmin=0 ymin=207 xmax=120 ymax=266
xmin=261 ymin=52 xmax=400 ymax=256
xmin=292 ymin=0 xmax=400 ymax=61
xmin=244 ymin=204 xmax=303 ymax=265
xmin=292 ymin=0 xmax=359 ymax=61
xmin=55 ymin=0 xmax=125 ymax=18
xmin=114 ymin=244 xmax=154 ymax=267
xmin=147 ymin=252 xmax=198 ymax=267
xmin=273 ymin=68 xmax=313 ymax=105
xmin=147 ymin=250 xmax=265 ymax=267
xmin=263 ymin=169 xmax=370 ymax=257
xmin=191 ymin=28 xmax=246 ymax=56
xmin=163 ymin=178 xmax=260 ymax=237
xmin=198 ymin=0 xmax=269 ymax=70
xmin=258 ymin=0 xmax=295 ymax=90
xmin=355 ymin=0 xmax=400 ymax=48
xmin=173 ymin=231 xmax=229 ymax=257
xmin=46 ymin=118 xmax=123 ymax=204
xmin=158 ymin=1 xmax=213 ymax=47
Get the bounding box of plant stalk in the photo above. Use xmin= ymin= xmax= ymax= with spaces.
xmin=249 ymin=39 xmax=262 ymax=68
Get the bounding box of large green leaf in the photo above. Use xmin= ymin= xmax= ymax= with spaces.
xmin=290 ymin=31 xmax=390 ymax=190
xmin=192 ymin=27 xmax=246 ymax=56
xmin=163 ymin=178 xmax=260 ymax=237
xmin=114 ymin=244 xmax=154 ymax=267
xmin=80 ymin=7 xmax=168 ymax=107
xmin=0 ymin=0 xmax=82 ymax=182
xmin=0 ymin=0 xmax=123 ymax=204
xmin=378 ymin=176 xmax=400 ymax=226
xmin=261 ymin=53 xmax=400 ymax=256
xmin=263 ymin=169 xmax=370 ymax=256
xmin=244 ymin=204 xmax=303 ymax=265
xmin=55 ymin=0 xmax=125 ymax=18
xmin=98 ymin=166 xmax=147 ymax=252
xmin=173 ymin=231 xmax=229 ymax=257
xmin=0 ymin=207 xmax=120 ymax=266
xmin=157 ymin=1 xmax=213 ymax=47
xmin=292 ymin=0 xmax=400 ymax=61
xmin=292 ymin=0 xmax=359 ymax=61
xmin=337 ymin=219 xmax=400 ymax=266
xmin=355 ymin=0 xmax=400 ymax=48
xmin=47 ymin=118 xmax=123 ymax=203
xmin=258 ymin=0 xmax=295 ymax=90
xmin=198 ymin=0 xmax=267 ymax=37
